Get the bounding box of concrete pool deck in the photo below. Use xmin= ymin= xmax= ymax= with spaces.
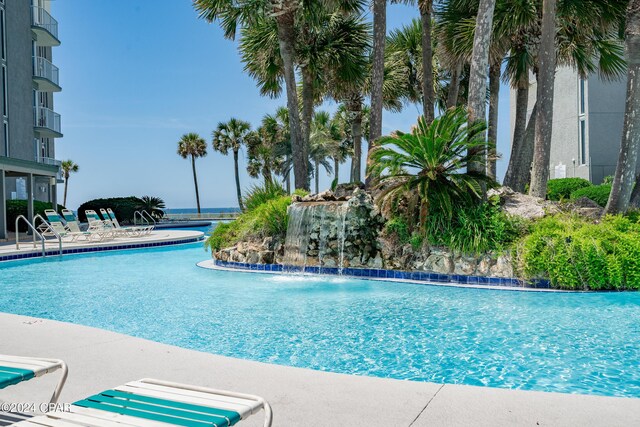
xmin=0 ymin=313 xmax=638 ymax=426
xmin=0 ymin=230 xmax=204 ymax=260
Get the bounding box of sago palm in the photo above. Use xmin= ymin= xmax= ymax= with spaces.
xmin=136 ymin=196 xmax=166 ymax=220
xmin=368 ymin=107 xmax=495 ymax=228
xmin=177 ymin=133 xmax=207 ymax=214
xmin=60 ymin=159 xmax=79 ymax=207
xmin=212 ymin=118 xmax=252 ymax=211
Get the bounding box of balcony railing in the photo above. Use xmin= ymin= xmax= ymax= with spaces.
xmin=35 ymin=155 xmax=63 ymax=180
xmin=34 ymin=106 xmax=62 ymax=135
xmin=33 ymin=56 xmax=59 ymax=87
xmin=31 ymin=6 xmax=59 ymax=43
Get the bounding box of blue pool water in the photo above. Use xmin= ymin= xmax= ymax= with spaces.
xmin=0 ymin=243 xmax=639 ymax=398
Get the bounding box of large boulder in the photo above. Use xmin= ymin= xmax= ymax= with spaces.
xmin=488 ymin=186 xmax=560 ymax=220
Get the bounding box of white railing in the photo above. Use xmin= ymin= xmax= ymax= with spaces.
xmin=34 ymin=106 xmax=61 ymax=134
xmin=35 ymin=155 xmax=63 ymax=179
xmin=31 ymin=6 xmax=59 ymax=40
xmin=164 ymin=212 xmax=240 ymax=220
xmin=33 ymin=56 xmax=59 ymax=86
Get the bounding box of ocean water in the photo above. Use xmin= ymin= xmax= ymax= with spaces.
xmin=0 ymin=243 xmax=639 ymax=398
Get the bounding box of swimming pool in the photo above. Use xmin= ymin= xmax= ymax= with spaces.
xmin=0 ymin=243 xmax=639 ymax=398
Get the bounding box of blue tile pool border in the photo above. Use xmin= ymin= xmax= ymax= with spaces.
xmin=211 ymin=259 xmax=552 ymax=290
xmin=0 ymin=236 xmax=205 ymax=263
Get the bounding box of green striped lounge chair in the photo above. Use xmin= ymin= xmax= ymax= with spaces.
xmin=13 ymin=378 xmax=272 ymax=427
xmin=84 ymin=210 xmax=117 ymax=239
xmin=0 ymin=354 xmax=68 ymax=404
xmin=100 ymin=208 xmax=151 ymax=237
xmin=43 ymin=210 xmax=94 ymax=242
xmin=60 ymin=210 xmax=106 ymax=242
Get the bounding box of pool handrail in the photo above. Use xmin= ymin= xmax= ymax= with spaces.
xmin=15 ymin=214 xmax=62 ymax=256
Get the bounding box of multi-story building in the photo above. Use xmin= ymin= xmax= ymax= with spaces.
xmin=0 ymin=0 xmax=62 ymax=239
xmin=510 ymin=67 xmax=627 ymax=185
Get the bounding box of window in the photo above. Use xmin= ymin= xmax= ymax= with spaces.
xmin=578 ymin=78 xmax=587 ymax=165
xmin=1 ymin=65 xmax=6 ymax=117
xmin=0 ymin=9 xmax=5 ymax=61
xmin=3 ymin=121 xmax=8 ymax=157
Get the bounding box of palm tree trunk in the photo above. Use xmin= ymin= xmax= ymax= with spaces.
xmin=315 ymin=159 xmax=320 ymax=194
xmin=504 ymin=77 xmax=530 ymax=191
xmin=63 ymin=177 xmax=69 ymax=207
xmin=334 ymin=158 xmax=339 ymax=185
xmin=419 ymin=0 xmax=435 ymax=124
xmin=466 ymin=0 xmax=496 ymax=174
xmin=605 ymin=0 xmax=640 ymax=214
xmin=365 ymin=0 xmax=386 ymax=188
xmin=529 ymin=0 xmax=558 ymax=198
xmin=350 ymin=97 xmax=364 ymax=183
xmin=191 ymin=154 xmax=201 ymax=214
xmin=233 ymin=149 xmax=244 ymax=211
xmin=446 ymin=62 xmax=462 ymax=109
xmin=487 ymin=60 xmax=501 ymax=180
xmin=275 ymin=9 xmax=307 ymax=191
xmin=285 ymin=155 xmax=291 ymax=194
xmin=301 ymin=66 xmax=314 ymax=173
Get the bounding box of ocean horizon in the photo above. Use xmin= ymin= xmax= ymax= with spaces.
xmin=165 ymin=207 xmax=240 ymax=214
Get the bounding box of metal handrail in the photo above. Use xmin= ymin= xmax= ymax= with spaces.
xmin=141 ymin=210 xmax=157 ymax=225
xmin=15 ymin=215 xmax=46 ymax=256
xmin=33 ymin=214 xmax=63 ymax=256
xmin=133 ymin=211 xmax=149 ymax=226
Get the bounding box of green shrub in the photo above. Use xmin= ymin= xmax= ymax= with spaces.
xmin=515 ymin=214 xmax=640 ymax=290
xmin=570 ymin=184 xmax=611 ymax=207
xmin=206 ymin=195 xmax=292 ymax=252
xmin=243 ymin=182 xmax=286 ymax=212
xmin=5 ymin=200 xmax=66 ymax=232
xmin=424 ymin=200 xmax=527 ymax=254
xmin=77 ymin=197 xmax=143 ymax=223
xmin=384 ymin=217 xmax=411 ymax=243
xmin=546 ymin=178 xmax=592 ymax=201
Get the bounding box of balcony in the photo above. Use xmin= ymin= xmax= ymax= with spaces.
xmin=34 ymin=107 xmax=63 ymax=138
xmin=31 ymin=6 xmax=60 ymax=47
xmin=33 ymin=57 xmax=61 ymax=92
xmin=35 ymin=155 xmax=63 ymax=181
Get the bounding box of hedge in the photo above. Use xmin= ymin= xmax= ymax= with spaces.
xmin=570 ymin=184 xmax=612 ymax=207
xmin=5 ymin=200 xmax=66 ymax=232
xmin=546 ymin=178 xmax=592 ymax=201
xmin=76 ymin=197 xmax=141 ymax=223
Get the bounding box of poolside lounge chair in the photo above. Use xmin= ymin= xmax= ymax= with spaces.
xmin=61 ymin=209 xmax=109 ymax=242
xmin=85 ymin=210 xmax=117 ymax=238
xmin=42 ymin=209 xmax=95 ymax=242
xmin=0 ymin=354 xmax=68 ymax=404
xmin=13 ymin=378 xmax=272 ymax=427
xmin=100 ymin=208 xmax=152 ymax=237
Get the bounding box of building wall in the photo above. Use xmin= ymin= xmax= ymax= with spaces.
xmin=509 ymin=66 xmax=626 ymax=184
xmin=586 ymin=74 xmax=626 ymax=184
xmin=4 ymin=0 xmax=35 ymax=162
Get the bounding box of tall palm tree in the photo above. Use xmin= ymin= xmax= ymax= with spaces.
xmin=309 ymin=111 xmax=336 ymax=194
xmin=606 ymin=0 xmax=640 ymax=214
xmin=60 ymin=159 xmax=78 ymax=207
xmin=212 ymin=118 xmax=251 ymax=211
xmin=418 ymin=0 xmax=435 ymax=123
xmin=529 ymin=0 xmax=557 ymax=198
xmin=177 ymin=133 xmax=207 ymax=214
xmin=193 ymin=0 xmax=306 ymax=190
xmin=466 ymin=0 xmax=496 ymax=175
xmin=369 ymin=0 xmax=387 ymax=145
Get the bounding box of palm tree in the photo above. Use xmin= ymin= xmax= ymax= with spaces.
xmin=369 ymin=0 xmax=387 ymax=145
xmin=309 ymin=111 xmax=337 ymax=194
xmin=368 ymin=107 xmax=494 ymax=227
xmin=60 ymin=159 xmax=78 ymax=207
xmin=528 ymin=0 xmax=557 ymax=198
xmin=466 ymin=0 xmax=496 ymax=175
xmin=193 ymin=0 xmax=306 ymax=190
xmin=212 ymin=118 xmax=251 ymax=211
xmin=177 ymin=133 xmax=207 ymax=214
xmin=136 ymin=196 xmax=166 ymax=220
xmin=606 ymin=0 xmax=640 ymax=214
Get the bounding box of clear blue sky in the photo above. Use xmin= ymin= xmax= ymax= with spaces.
xmin=54 ymin=0 xmax=511 ymax=210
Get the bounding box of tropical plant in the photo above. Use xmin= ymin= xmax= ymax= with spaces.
xmin=309 ymin=111 xmax=337 ymax=194
xmin=242 ymin=181 xmax=286 ymax=212
xmin=368 ymin=107 xmax=495 ymax=228
xmin=606 ymin=0 xmax=640 ymax=214
xmin=177 ymin=133 xmax=207 ymax=214
xmin=136 ymin=196 xmax=166 ymax=219
xmin=212 ymin=118 xmax=252 ymax=211
xmin=60 ymin=159 xmax=79 ymax=207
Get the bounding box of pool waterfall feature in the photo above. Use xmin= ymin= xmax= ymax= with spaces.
xmin=281 ymin=193 xmax=384 ymax=273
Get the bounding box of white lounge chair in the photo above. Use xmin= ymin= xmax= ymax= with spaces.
xmin=42 ymin=209 xmax=95 ymax=242
xmin=84 ymin=210 xmax=117 ymax=239
xmin=0 ymin=354 xmax=68 ymax=404
xmin=100 ymin=208 xmax=151 ymax=237
xmin=13 ymin=378 xmax=272 ymax=427
xmin=61 ymin=209 xmax=108 ymax=241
